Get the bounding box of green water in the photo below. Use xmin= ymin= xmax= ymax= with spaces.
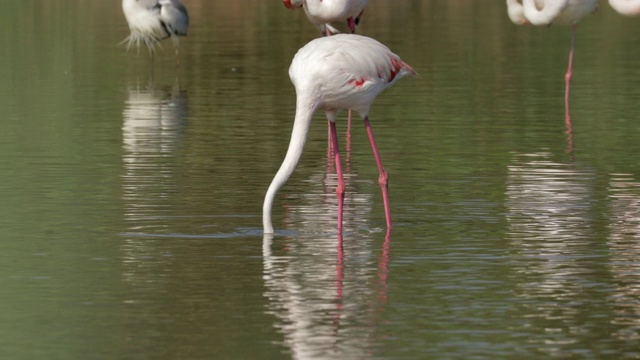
xmin=1 ymin=1 xmax=640 ymax=358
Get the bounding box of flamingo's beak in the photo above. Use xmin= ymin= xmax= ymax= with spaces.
xmin=347 ymin=17 xmax=356 ymax=33
xmin=283 ymin=0 xmax=295 ymax=9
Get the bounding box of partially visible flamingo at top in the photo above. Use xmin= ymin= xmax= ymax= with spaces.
xmin=263 ymin=34 xmax=417 ymax=235
xmin=505 ymin=0 xmax=597 ymax=136
xmin=608 ymin=0 xmax=640 ymax=16
xmin=121 ymin=0 xmax=189 ymax=64
xmin=506 ymin=0 xmax=529 ymax=24
xmin=283 ymin=0 xmax=368 ymax=36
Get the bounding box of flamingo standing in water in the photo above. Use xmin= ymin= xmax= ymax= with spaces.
xmin=283 ymin=0 xmax=368 ymax=36
xmin=262 ymin=34 xmax=417 ymax=235
xmin=506 ymin=0 xmax=597 ymax=132
xmin=608 ymin=0 xmax=640 ymax=16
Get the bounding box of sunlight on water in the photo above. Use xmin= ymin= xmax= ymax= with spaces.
xmin=504 ymin=152 xmax=607 ymax=356
xmin=506 ymin=151 xmax=595 ymax=243
xmin=607 ymin=174 xmax=640 ymax=343
xmin=121 ymin=79 xmax=187 ymax=230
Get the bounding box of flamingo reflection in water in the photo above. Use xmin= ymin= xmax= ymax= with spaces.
xmin=262 ymin=162 xmax=391 ymax=356
xmin=263 ymin=232 xmax=390 ymax=359
xmin=262 ymin=132 xmax=391 ymax=354
xmin=506 ymin=151 xmax=598 ymax=346
xmin=606 ymin=174 xmax=640 ymax=341
xmin=121 ymin=78 xmax=188 ymax=286
xmin=122 ymin=79 xmax=188 ymax=167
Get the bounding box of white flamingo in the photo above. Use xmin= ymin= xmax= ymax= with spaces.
xmin=121 ymin=0 xmax=189 ymax=60
xmin=283 ymin=0 xmax=369 ymax=146
xmin=608 ymin=0 xmax=640 ymax=16
xmin=262 ymin=34 xmax=417 ymax=235
xmin=506 ymin=0 xmax=529 ymax=24
xmin=283 ymin=0 xmax=367 ymax=36
xmin=505 ymin=0 xmax=597 ymax=131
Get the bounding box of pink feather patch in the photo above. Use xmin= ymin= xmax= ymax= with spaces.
xmin=348 ymin=78 xmax=366 ymax=87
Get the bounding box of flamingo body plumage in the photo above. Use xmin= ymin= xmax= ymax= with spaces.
xmin=506 ymin=0 xmax=597 ymax=26
xmin=608 ymin=0 xmax=640 ymax=16
xmin=159 ymin=0 xmax=189 ymax=49
xmin=506 ymin=0 xmax=529 ymax=24
xmin=263 ymin=34 xmax=416 ymax=235
xmin=521 ymin=0 xmax=597 ymax=26
xmin=122 ymin=0 xmax=189 ymax=54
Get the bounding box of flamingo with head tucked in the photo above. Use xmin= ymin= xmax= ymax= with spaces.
xmin=608 ymin=0 xmax=640 ymax=16
xmin=283 ymin=0 xmax=367 ymax=36
xmin=262 ymin=34 xmax=417 ymax=235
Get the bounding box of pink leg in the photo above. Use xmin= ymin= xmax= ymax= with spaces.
xmin=329 ymin=121 xmax=345 ymax=234
xmin=564 ymin=24 xmax=576 ymax=135
xmin=363 ymin=117 xmax=392 ymax=231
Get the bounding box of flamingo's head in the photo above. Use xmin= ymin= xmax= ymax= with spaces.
xmin=282 ymin=0 xmax=303 ymax=10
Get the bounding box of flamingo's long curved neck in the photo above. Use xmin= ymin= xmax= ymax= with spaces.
xmin=263 ymin=95 xmax=318 ymax=234
xmin=522 ymin=0 xmax=567 ymax=25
